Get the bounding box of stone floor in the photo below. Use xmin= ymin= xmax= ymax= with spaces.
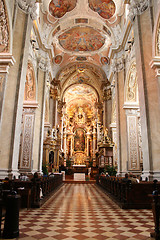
xmin=2 ymin=183 xmax=155 ymax=240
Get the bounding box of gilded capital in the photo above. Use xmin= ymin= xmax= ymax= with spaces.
xmin=50 ymin=88 xmax=58 ymax=99
xmin=103 ymin=88 xmax=112 ymax=101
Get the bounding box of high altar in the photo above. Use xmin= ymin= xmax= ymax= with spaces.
xmin=63 ymin=105 xmax=97 ymax=168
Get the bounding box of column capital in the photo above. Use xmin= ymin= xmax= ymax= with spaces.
xmin=17 ymin=0 xmax=37 ymax=20
xmin=111 ymin=56 xmax=125 ymax=73
xmin=50 ymin=87 xmax=58 ymax=99
xmin=0 ymin=54 xmax=15 ymax=73
xmin=128 ymin=0 xmax=149 ymax=22
xmin=150 ymin=57 xmax=160 ymax=77
xmin=103 ymin=88 xmax=112 ymax=101
xmin=38 ymin=58 xmax=47 ymax=72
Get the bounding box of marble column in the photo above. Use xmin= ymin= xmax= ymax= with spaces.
xmin=92 ymin=126 xmax=97 ymax=167
xmin=0 ymin=1 xmax=37 ymax=178
xmin=32 ymin=57 xmax=48 ymax=174
xmin=103 ymin=87 xmax=112 ymax=130
xmin=50 ymin=87 xmax=58 ymax=128
xmin=63 ymin=129 xmax=67 ymax=166
xmin=114 ymin=57 xmax=128 ymax=176
xmin=131 ymin=4 xmax=160 ymax=179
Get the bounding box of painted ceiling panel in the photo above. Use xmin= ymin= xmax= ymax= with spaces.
xmin=88 ymin=0 xmax=116 ymax=19
xmin=58 ymin=26 xmax=105 ymax=52
xmin=64 ymin=84 xmax=97 ymax=104
xmin=49 ymin=0 xmax=77 ymax=18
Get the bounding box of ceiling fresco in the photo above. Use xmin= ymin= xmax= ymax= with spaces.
xmin=88 ymin=0 xmax=116 ymax=19
xmin=58 ymin=26 xmax=105 ymax=52
xmin=49 ymin=0 xmax=77 ymax=18
xmin=63 ymin=84 xmax=98 ymax=104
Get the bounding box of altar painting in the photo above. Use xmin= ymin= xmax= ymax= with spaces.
xmin=88 ymin=0 xmax=116 ymax=20
xmin=74 ymin=129 xmax=85 ymax=152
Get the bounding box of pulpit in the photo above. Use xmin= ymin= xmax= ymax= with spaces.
xmin=98 ymin=128 xmax=114 ymax=167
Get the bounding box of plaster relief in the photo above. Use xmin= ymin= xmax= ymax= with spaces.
xmin=0 ymin=0 xmax=9 ymax=53
xmin=127 ymin=115 xmax=140 ymax=171
xmin=20 ymin=109 xmax=35 ymax=169
xmin=24 ymin=63 xmax=36 ymax=101
xmin=126 ymin=62 xmax=137 ymax=102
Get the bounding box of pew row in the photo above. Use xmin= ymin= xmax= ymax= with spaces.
xmin=1 ymin=173 xmax=63 ymax=209
xmin=96 ymin=176 xmax=160 ymax=209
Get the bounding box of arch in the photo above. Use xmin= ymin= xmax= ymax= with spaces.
xmin=62 ymin=82 xmax=100 ymax=103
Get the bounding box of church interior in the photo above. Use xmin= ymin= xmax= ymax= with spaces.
xmin=0 ymin=0 xmax=160 ymax=239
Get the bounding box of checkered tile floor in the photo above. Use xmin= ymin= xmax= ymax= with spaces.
xmin=4 ymin=184 xmax=156 ymax=239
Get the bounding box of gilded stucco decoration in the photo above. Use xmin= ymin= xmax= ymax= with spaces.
xmin=0 ymin=0 xmax=9 ymax=53
xmin=58 ymin=26 xmax=105 ymax=52
xmin=49 ymin=0 xmax=77 ymax=18
xmin=126 ymin=62 xmax=137 ymax=102
xmin=24 ymin=63 xmax=36 ymax=101
xmin=88 ymin=0 xmax=116 ymax=19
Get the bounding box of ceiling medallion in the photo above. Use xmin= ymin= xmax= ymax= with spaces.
xmin=88 ymin=0 xmax=116 ymax=20
xmin=49 ymin=0 xmax=77 ymax=18
xmin=100 ymin=56 xmax=109 ymax=65
xmin=54 ymin=55 xmax=63 ymax=65
xmin=58 ymin=26 xmax=105 ymax=52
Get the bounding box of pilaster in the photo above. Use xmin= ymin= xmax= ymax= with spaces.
xmin=133 ymin=8 xmax=160 ymax=180
xmin=0 ymin=54 xmax=15 ymax=130
xmin=0 ymin=3 xmax=35 ymax=179
xmin=32 ymin=56 xmax=48 ymax=174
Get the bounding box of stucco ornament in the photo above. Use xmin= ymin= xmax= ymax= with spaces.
xmin=17 ymin=0 xmax=37 ymax=20
xmin=0 ymin=0 xmax=9 ymax=53
xmin=128 ymin=0 xmax=149 ymax=22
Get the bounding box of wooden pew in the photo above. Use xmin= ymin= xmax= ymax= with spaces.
xmin=97 ymin=176 xmax=160 ymax=209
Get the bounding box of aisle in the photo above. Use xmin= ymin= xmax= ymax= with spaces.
xmin=18 ymin=184 xmax=154 ymax=240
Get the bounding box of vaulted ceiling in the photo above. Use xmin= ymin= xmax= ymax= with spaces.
xmin=42 ymin=0 xmax=124 ymax=121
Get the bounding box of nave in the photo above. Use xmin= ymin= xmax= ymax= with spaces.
xmin=15 ymin=184 xmax=154 ymax=240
